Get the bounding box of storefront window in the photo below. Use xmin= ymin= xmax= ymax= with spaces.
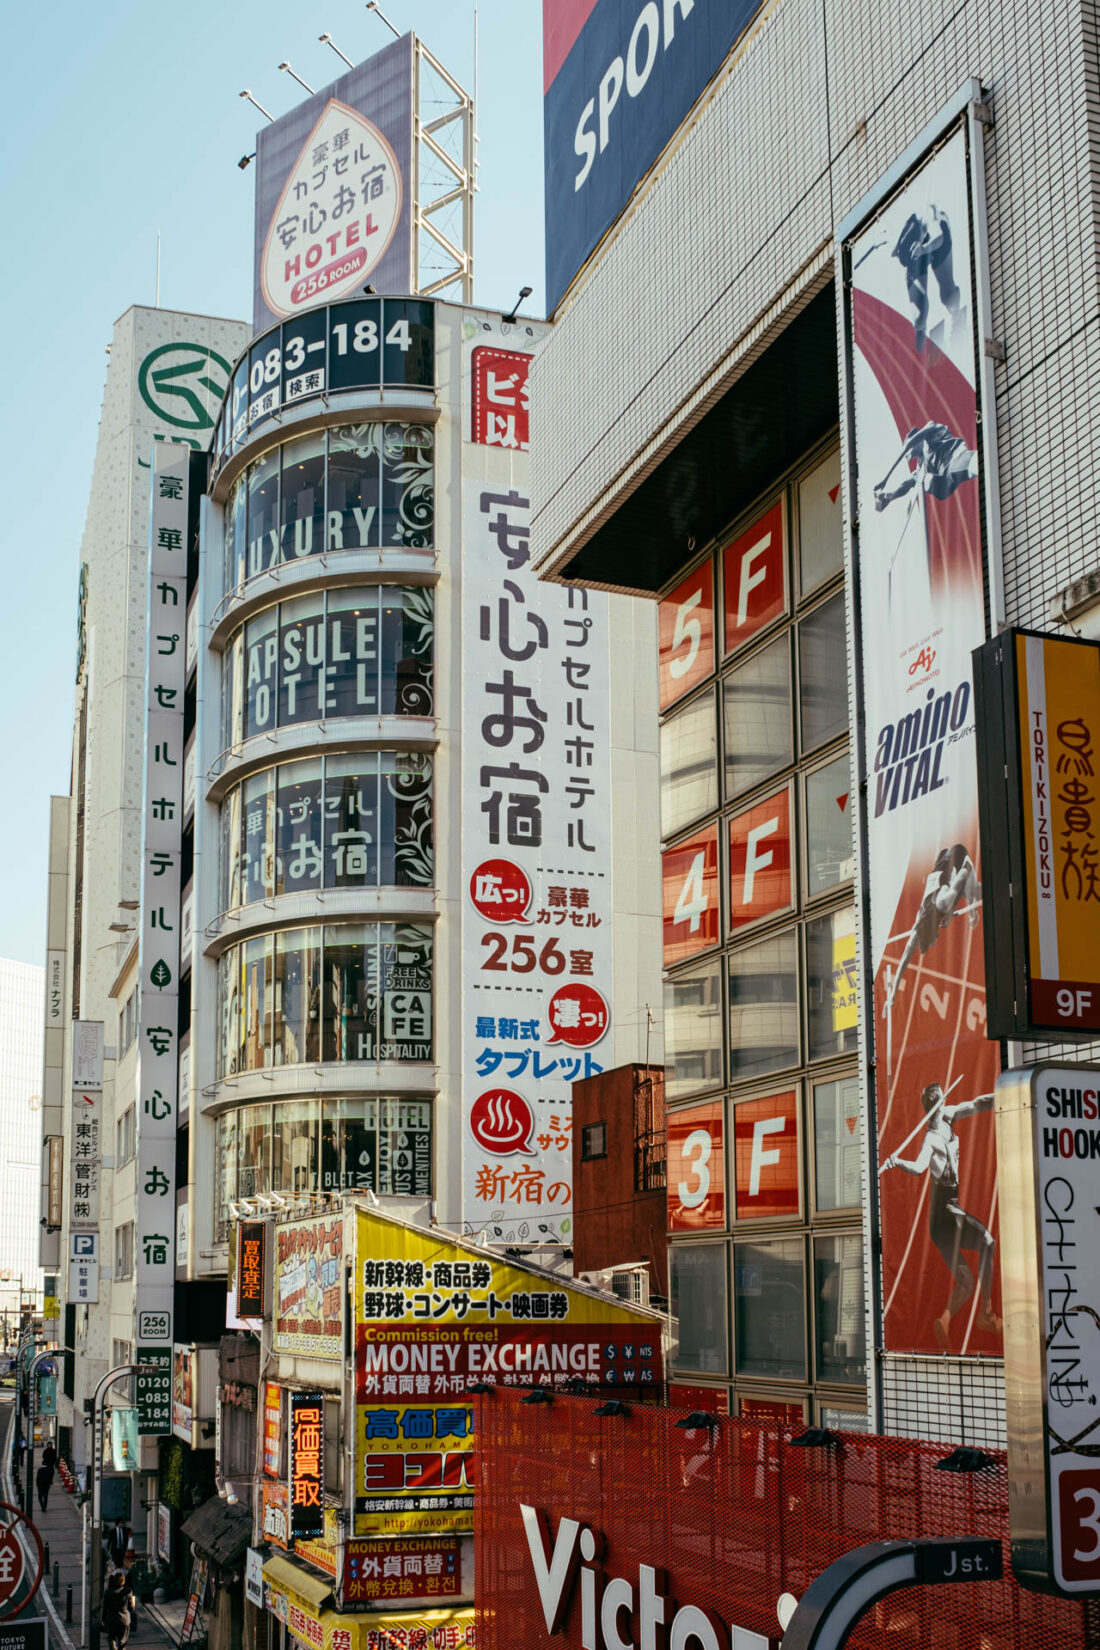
xmin=671 ymin=1244 xmax=728 ymax=1375
xmin=216 ymin=923 xmax=433 ymax=1070
xmin=223 ymin=588 xmax=435 ymax=746
xmin=799 ymin=594 xmax=847 ymax=751
xmin=220 ymin=753 xmax=434 ymax=912
xmin=813 ymin=1234 xmax=865 ymax=1385
xmin=214 ymin=1111 xmax=238 ymax=1241
xmin=798 ymin=451 xmax=843 ymax=594
xmin=812 ymin=1075 xmax=862 ymax=1212
xmin=246 ymin=449 xmax=280 ymax=581
xmin=328 ymin=427 xmax=382 ymax=550
xmin=280 ymin=433 xmax=326 ymax=563
xmin=660 ymin=691 xmax=717 ymax=838
xmin=238 ymin=1104 xmax=271 ymax=1199
xmin=664 ymin=958 xmax=723 ymax=1102
xmin=723 ymin=636 xmax=792 ymax=800
xmin=380 ymin=424 xmax=434 ymax=548
xmin=805 ymin=907 xmax=859 ymax=1062
xmin=728 ymin=931 xmax=799 ymax=1080
xmin=225 ymin=473 xmax=247 ymax=594
xmin=271 ymin=1099 xmax=318 ymax=1195
xmin=734 ymin=1238 xmax=805 ymax=1380
xmin=804 ymin=754 xmax=854 ymax=896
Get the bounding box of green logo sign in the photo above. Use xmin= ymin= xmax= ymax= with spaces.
xmin=150 ymin=959 xmax=172 ymax=990
xmin=138 ymin=342 xmax=231 ymax=431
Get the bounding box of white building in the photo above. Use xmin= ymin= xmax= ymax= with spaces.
xmin=0 ymin=957 xmax=44 ymax=1328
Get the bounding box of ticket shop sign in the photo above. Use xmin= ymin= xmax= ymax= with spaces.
xmin=996 ymin=1064 xmax=1100 ymax=1594
xmin=274 ymin=1214 xmax=343 ymax=1358
xmin=975 ymin=629 xmax=1100 ymax=1037
xmin=353 ymin=1209 xmax=661 ymax=1535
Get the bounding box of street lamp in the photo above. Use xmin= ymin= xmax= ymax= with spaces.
xmin=88 ymin=1364 xmax=159 ymax=1650
xmin=24 ymin=1348 xmax=70 ymax=1521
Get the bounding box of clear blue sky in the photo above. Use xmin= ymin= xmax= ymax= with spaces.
xmin=0 ymin=1 xmax=544 ymax=965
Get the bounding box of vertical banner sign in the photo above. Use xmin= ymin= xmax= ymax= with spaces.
xmin=462 ymin=336 xmax=613 ymax=1244
xmin=289 ymin=1391 xmax=325 ymax=1539
xmin=133 ymin=444 xmax=186 ymax=1389
xmin=996 ymin=1064 xmax=1100 ymax=1595
xmin=236 ymin=1222 xmax=267 ymax=1320
xmin=844 ymin=119 xmax=1002 ymax=1356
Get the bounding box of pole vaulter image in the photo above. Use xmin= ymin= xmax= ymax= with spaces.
xmin=883 ymin=843 xmax=981 ymax=1032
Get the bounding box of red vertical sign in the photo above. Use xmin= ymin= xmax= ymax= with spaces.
xmin=659 ymin=564 xmax=715 ymax=709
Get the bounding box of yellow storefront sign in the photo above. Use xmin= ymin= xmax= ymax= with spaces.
xmin=265 ymin=1559 xmax=475 ymax=1650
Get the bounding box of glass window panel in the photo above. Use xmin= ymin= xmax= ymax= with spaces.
xmin=216 ymin=950 xmax=238 ymax=1080
xmin=246 ymin=448 xmax=280 ymax=580
xmin=806 ymin=907 xmax=859 ymax=1063
xmin=280 ymin=432 xmax=327 ymax=564
xmin=271 ymin=1099 xmax=318 ymax=1196
xmin=328 ymin=427 xmax=381 ymax=550
xmin=221 ymin=783 xmax=242 ymax=911
xmin=819 ymin=1403 xmax=869 ymax=1433
xmin=279 ymin=592 xmax=325 ymax=727
xmin=813 ymin=1075 xmax=862 ymax=1211
xmin=799 ymin=594 xmax=847 ymax=752
xmin=244 ymin=607 xmax=278 ymax=737
xmin=670 ymin=1244 xmax=728 ymax=1375
xmin=381 ymin=423 xmax=434 ymax=548
xmin=380 ymin=925 xmax=433 ymax=1062
xmin=215 ymin=1111 xmax=238 ymax=1242
xmin=238 ymin=1103 xmax=271 ymax=1199
xmin=327 ymin=587 xmax=381 ymax=721
xmin=324 ymin=753 xmax=380 ymax=889
xmin=805 ymin=754 xmax=854 ymax=897
xmin=798 ymin=450 xmax=843 ymax=593
xmin=660 ymin=691 xmax=717 ymax=838
xmin=223 ymin=633 xmax=244 ymax=752
xmin=382 ymin=753 xmax=433 ymax=887
xmin=323 ymin=923 xmax=376 ymax=1062
xmin=240 ymin=934 xmax=273 ymax=1071
xmin=734 ymin=1238 xmax=806 ymax=1379
xmin=814 ymin=1234 xmax=866 ymax=1386
xmin=242 ymin=770 xmax=274 ymax=904
xmin=276 ymin=760 xmax=323 ymax=895
xmin=225 ymin=473 xmax=247 ymax=594
xmin=728 ymin=931 xmax=799 ymax=1080
xmin=381 ymin=587 xmax=434 ymax=717
xmin=723 ymin=636 xmax=792 ymax=800
xmin=274 ymin=926 xmax=321 ymax=1067
xmin=320 ymin=1097 xmax=378 ymax=1194
xmin=664 ymin=958 xmax=723 ymax=1102
xmin=379 ymin=1099 xmax=433 ymax=1196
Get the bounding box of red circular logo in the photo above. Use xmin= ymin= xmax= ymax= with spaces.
xmin=469 ymin=1089 xmax=535 ymax=1156
xmin=469 ymin=859 xmax=532 ymax=924
xmin=547 ymin=983 xmax=610 ymax=1048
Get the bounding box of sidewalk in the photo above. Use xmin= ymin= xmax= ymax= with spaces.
xmin=0 ymin=1395 xmax=178 ymax=1650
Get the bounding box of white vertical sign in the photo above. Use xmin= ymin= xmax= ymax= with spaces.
xmin=134 ymin=445 xmax=188 ymax=1358
xmin=461 ymin=358 xmax=613 ymax=1246
xmin=70 ymin=1020 xmax=103 ymax=1229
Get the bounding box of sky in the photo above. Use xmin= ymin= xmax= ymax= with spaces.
xmin=0 ymin=1 xmax=545 ymax=965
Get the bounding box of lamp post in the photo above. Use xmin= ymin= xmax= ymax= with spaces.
xmin=25 ymin=1348 xmax=70 ymax=1521
xmin=12 ymin=1331 xmax=43 ymax=1484
xmin=88 ymin=1364 xmax=158 ymax=1650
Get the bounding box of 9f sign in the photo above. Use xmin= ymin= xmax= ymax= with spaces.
xmin=521 ymin=1505 xmax=773 ymax=1650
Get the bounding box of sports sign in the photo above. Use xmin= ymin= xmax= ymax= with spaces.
xmin=252 ymin=33 xmax=415 ymax=332
xmin=975 ymin=629 xmax=1100 ymax=1038
xmin=997 ymin=1063 xmax=1100 ymax=1595
xmin=842 ymin=111 xmax=1002 ymax=1357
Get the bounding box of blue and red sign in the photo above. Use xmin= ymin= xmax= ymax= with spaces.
xmin=543 ymin=0 xmax=766 ymax=311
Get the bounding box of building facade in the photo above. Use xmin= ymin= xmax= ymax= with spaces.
xmin=531 ymin=0 xmax=1100 ymax=1446
xmin=0 ymin=957 xmax=45 ymax=1331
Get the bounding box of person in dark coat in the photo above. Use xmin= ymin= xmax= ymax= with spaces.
xmin=35 ymin=1463 xmax=52 ymax=1512
xmin=40 ymin=1443 xmax=57 ymax=1473
xmin=101 ymin=1572 xmax=136 ymax=1650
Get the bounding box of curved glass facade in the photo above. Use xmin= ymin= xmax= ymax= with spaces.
xmin=215 ymin=921 xmax=433 ymax=1077
xmin=220 ymin=751 xmax=432 ymax=909
xmin=221 ymin=584 xmax=434 ymax=750
xmin=223 ymin=423 xmax=434 ymax=591
xmin=214 ymin=1096 xmax=433 ymax=1239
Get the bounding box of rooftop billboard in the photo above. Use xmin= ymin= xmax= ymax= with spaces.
xmin=542 ymin=0 xmax=765 ymax=312
xmin=252 ymin=32 xmax=415 ymax=334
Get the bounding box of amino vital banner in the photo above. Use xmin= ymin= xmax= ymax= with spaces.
xmin=846 ymin=122 xmax=1002 ymax=1356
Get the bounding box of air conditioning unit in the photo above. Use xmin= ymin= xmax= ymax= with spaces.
xmin=608 ymin=1266 xmax=650 ymax=1309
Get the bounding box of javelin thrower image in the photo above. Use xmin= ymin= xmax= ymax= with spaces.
xmin=881 ymin=1078 xmax=1000 ymax=1347
xmin=883 ymin=843 xmax=981 ymax=1020
xmin=872 ymin=422 xmax=978 ymax=605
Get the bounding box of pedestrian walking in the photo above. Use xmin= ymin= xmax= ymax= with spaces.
xmin=40 ymin=1442 xmax=57 ymax=1473
xmin=101 ymin=1572 xmax=136 ymax=1650
xmin=35 ymin=1463 xmax=52 ymax=1512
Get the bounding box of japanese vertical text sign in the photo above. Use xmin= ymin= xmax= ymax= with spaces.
xmin=995 ymin=1064 xmax=1100 ymax=1595
xmin=70 ymin=1021 xmax=103 ymax=1230
xmin=133 ymin=444 xmax=186 ymax=1386
xmin=462 ymin=331 xmax=613 ymax=1245
xmin=974 ymin=629 xmax=1100 ymax=1038
xmin=237 ymin=1221 xmax=267 ymax=1320
xmin=252 ymin=33 xmax=415 ymax=333
xmin=843 ymin=118 xmax=1002 ymax=1357
xmin=289 ymin=1390 xmax=326 ymax=1540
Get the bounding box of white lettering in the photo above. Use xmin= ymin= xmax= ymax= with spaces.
xmin=742 ymin=816 xmax=780 ymax=905
xmin=736 ymin=533 xmax=771 ymax=629
xmin=598 ymin=59 xmax=624 ymax=153
xmin=626 ymin=4 xmax=660 ymax=96
xmin=520 ymin=1505 xmax=582 ymax=1635
xmin=574 ymin=98 xmax=597 ymax=190
xmin=601 ymin=1577 xmax=634 ymax=1650
xmin=749 ymin=1116 xmax=785 ymax=1198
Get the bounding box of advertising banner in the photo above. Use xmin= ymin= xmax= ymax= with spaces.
xmin=236 ymin=1221 xmax=267 ymax=1320
xmin=69 ymin=1088 xmax=100 ymax=1228
xmin=340 ymin=1535 xmax=471 ymax=1609
xmin=264 ymin=1382 xmax=282 ymax=1477
xmin=172 ymin=1346 xmax=194 ymax=1444
xmin=68 ymin=1232 xmax=98 ymax=1305
xmin=461 ymin=344 xmax=613 ymax=1244
xmin=352 ymin=1210 xmax=661 ymax=1536
xmin=542 ymin=0 xmax=766 ymax=311
xmin=844 ymin=121 xmax=1001 ymax=1356
xmin=252 ymin=34 xmax=415 ymax=333
xmin=273 ymin=1214 xmax=344 ymax=1358
xmin=289 ymin=1391 xmax=325 ymax=1540
xmin=262 ymin=1480 xmax=290 ymax=1550
xmin=136 ymin=1346 xmax=172 ymax=1437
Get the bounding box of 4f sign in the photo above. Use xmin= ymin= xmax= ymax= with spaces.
xmin=261 ymin=100 xmax=403 ymax=319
